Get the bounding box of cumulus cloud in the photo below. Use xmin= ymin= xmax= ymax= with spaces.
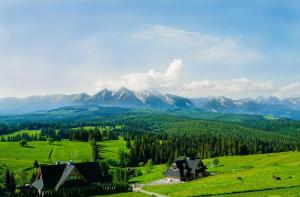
xmin=95 ymin=59 xmax=183 ymax=91
xmin=274 ymin=83 xmax=300 ymax=98
xmin=95 ymin=59 xmax=300 ymax=98
xmin=183 ymin=78 xmax=275 ymax=97
xmin=134 ymin=25 xmax=262 ymax=66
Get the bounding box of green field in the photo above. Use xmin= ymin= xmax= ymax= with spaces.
xmin=94 ymin=192 xmax=148 ymax=197
xmin=129 ymin=164 xmax=167 ymax=184
xmin=144 ymin=152 xmax=300 ymax=196
xmin=218 ymin=186 xmax=300 ymax=196
xmin=1 ymin=136 xmax=300 ymax=196
xmin=1 ymin=129 xmax=41 ymax=139
xmin=98 ymin=137 xmax=129 ymax=165
xmin=0 ymin=140 xmax=92 ymax=185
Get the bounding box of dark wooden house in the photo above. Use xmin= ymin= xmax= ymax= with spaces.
xmin=32 ymin=162 xmax=104 ymax=193
xmin=164 ymin=158 xmax=208 ymax=182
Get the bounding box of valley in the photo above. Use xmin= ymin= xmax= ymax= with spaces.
xmin=1 ymin=107 xmax=300 ymax=196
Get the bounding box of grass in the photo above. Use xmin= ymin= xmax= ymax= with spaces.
xmin=218 ymin=185 xmax=300 ymax=196
xmin=129 ymin=164 xmax=168 ymax=184
xmin=98 ymin=137 xmax=129 ymax=165
xmin=0 ymin=140 xmax=92 ymax=183
xmin=93 ymin=192 xmax=149 ymax=197
xmin=1 ymin=137 xmax=299 ymax=196
xmin=144 ymin=152 xmax=300 ymax=197
xmin=1 ymin=129 xmax=41 ymax=139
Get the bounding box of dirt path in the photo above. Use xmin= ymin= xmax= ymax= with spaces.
xmin=133 ymin=187 xmax=168 ymax=197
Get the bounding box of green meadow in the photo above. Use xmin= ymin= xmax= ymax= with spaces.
xmin=0 ymin=140 xmax=92 ymax=184
xmin=1 ymin=129 xmax=41 ymax=139
xmin=98 ymin=137 xmax=129 ymax=165
xmin=1 ymin=136 xmax=300 ymax=196
xmin=94 ymin=192 xmax=148 ymax=197
xmin=143 ymin=152 xmax=300 ymax=196
xmin=129 ymin=164 xmax=167 ymax=184
xmin=0 ymin=136 xmax=126 ymax=180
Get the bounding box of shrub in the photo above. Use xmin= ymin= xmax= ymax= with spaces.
xmin=212 ymin=158 xmax=219 ymax=166
xmin=135 ymin=169 xmax=143 ymax=177
xmin=19 ymin=140 xmax=27 ymax=147
xmin=47 ymin=137 xmax=54 ymax=145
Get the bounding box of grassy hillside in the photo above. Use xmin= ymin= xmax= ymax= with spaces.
xmin=94 ymin=192 xmax=148 ymax=197
xmin=0 ymin=141 xmax=92 ymax=185
xmin=1 ymin=129 xmax=41 ymax=139
xmin=98 ymin=137 xmax=129 ymax=165
xmin=144 ymin=152 xmax=300 ymax=196
xmin=129 ymin=164 xmax=167 ymax=184
xmin=218 ymin=186 xmax=300 ymax=196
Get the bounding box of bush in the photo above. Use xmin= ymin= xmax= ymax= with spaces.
xmin=19 ymin=140 xmax=27 ymax=147
xmin=47 ymin=137 xmax=54 ymax=145
xmin=212 ymin=158 xmax=219 ymax=166
xmin=33 ymin=160 xmax=39 ymax=168
xmin=147 ymin=159 xmax=153 ymax=166
xmin=135 ymin=169 xmax=143 ymax=177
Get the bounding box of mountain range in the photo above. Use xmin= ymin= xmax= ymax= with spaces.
xmin=0 ymin=88 xmax=193 ymax=113
xmin=191 ymin=96 xmax=300 ymax=119
xmin=1 ymin=88 xmax=300 ymax=120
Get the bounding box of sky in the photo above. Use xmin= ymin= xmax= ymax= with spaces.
xmin=0 ymin=0 xmax=300 ymax=98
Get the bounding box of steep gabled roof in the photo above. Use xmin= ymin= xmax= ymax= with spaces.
xmin=73 ymin=162 xmax=103 ymax=183
xmin=40 ymin=164 xmax=66 ymax=189
xmin=54 ymin=164 xmax=87 ymax=190
xmin=34 ymin=162 xmax=103 ymax=190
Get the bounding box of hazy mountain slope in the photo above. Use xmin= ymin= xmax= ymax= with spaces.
xmin=1 ymin=88 xmax=300 ymax=119
xmin=0 ymin=93 xmax=90 ymax=113
xmin=191 ymin=96 xmax=300 ymax=120
xmin=0 ymin=88 xmax=193 ymax=113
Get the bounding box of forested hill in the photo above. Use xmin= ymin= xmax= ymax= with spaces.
xmin=0 ymin=106 xmax=300 ymax=162
xmin=1 ymin=106 xmax=300 ymax=139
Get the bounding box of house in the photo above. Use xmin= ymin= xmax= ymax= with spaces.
xmin=32 ymin=162 xmax=104 ymax=193
xmin=164 ymin=157 xmax=208 ymax=182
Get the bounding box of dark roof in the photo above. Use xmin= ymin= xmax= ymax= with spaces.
xmin=164 ymin=160 xmax=190 ymax=178
xmin=39 ymin=162 xmax=103 ymax=189
xmin=186 ymin=158 xmax=199 ymax=174
xmin=40 ymin=164 xmax=66 ymax=189
xmin=73 ymin=162 xmax=103 ymax=183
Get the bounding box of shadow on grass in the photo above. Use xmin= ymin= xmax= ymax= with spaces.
xmin=24 ymin=145 xmax=35 ymax=148
xmin=24 ymin=166 xmax=35 ymax=171
xmin=198 ymin=185 xmax=300 ymax=196
xmin=53 ymin=144 xmax=62 ymax=146
xmin=129 ymin=181 xmax=140 ymax=184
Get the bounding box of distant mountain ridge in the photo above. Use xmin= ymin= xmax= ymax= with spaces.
xmin=191 ymin=96 xmax=300 ymax=120
xmin=1 ymin=88 xmax=300 ymax=120
xmin=0 ymin=88 xmax=193 ymax=113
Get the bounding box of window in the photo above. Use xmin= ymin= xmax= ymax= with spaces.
xmin=67 ymin=175 xmax=80 ymax=181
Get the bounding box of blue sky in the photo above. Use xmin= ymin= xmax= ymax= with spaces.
xmin=0 ymin=0 xmax=300 ymax=98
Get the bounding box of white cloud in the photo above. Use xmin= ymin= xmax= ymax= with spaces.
xmin=95 ymin=59 xmax=300 ymax=98
xmin=95 ymin=59 xmax=183 ymax=91
xmin=274 ymin=83 xmax=300 ymax=98
xmin=134 ymin=25 xmax=262 ymax=66
xmin=183 ymin=78 xmax=275 ymax=97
